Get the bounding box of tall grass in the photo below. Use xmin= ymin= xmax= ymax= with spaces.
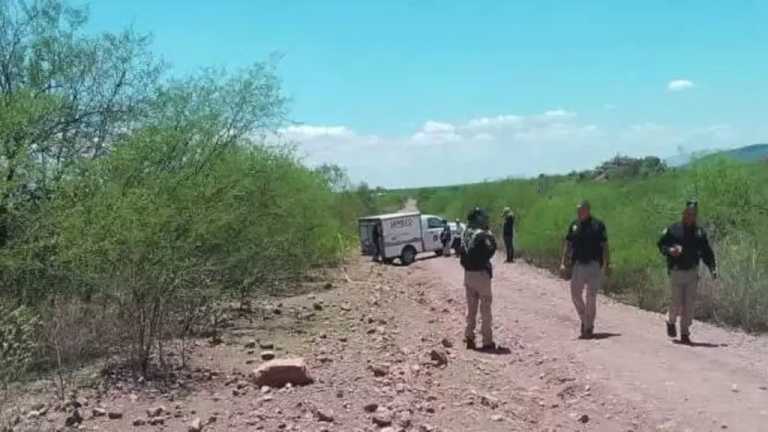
xmin=416 ymin=159 xmax=768 ymax=331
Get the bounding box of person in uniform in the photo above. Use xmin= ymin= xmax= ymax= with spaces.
xmin=502 ymin=207 xmax=516 ymax=263
xmin=459 ymin=207 xmax=498 ymax=350
xmin=559 ymin=200 xmax=610 ymax=339
xmin=657 ymin=200 xmax=717 ymax=344
xmin=452 ymin=218 xmax=464 ymax=257
xmin=440 ymin=219 xmax=452 ymax=257
xmin=371 ymin=223 xmax=382 ymax=262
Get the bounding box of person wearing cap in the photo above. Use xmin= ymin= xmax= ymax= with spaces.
xmin=559 ymin=200 xmax=610 ymax=339
xmin=657 ymin=200 xmax=717 ymax=344
xmin=459 ymin=207 xmax=498 ymax=350
xmin=502 ymin=207 xmax=516 ymax=263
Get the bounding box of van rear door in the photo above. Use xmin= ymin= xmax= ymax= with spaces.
xmin=358 ymin=220 xmax=377 ymax=255
xmin=422 ymin=216 xmax=445 ymax=252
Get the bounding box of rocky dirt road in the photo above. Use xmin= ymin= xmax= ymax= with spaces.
xmin=410 ymin=254 xmax=768 ymax=432
xmin=12 ymin=254 xmax=768 ymax=432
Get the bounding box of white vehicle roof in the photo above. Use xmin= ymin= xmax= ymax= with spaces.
xmin=359 ymin=212 xmax=420 ymax=221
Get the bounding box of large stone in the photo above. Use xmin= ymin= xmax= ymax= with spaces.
xmin=370 ymin=364 xmax=390 ymax=377
xmin=429 ymin=349 xmax=448 ymax=367
xmin=188 ymin=417 xmax=203 ymax=432
xmin=251 ymin=358 xmax=314 ymax=387
xmin=316 ymin=408 xmax=335 ymax=422
xmin=64 ymin=410 xmax=83 ymax=427
xmin=372 ymin=407 xmax=394 ymax=427
xmin=147 ymin=406 xmax=166 ymax=418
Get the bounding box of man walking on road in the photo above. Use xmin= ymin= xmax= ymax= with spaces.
xmin=460 ymin=207 xmax=498 ymax=350
xmin=502 ymin=207 xmax=516 ymax=263
xmin=657 ymin=200 xmax=717 ymax=345
xmin=560 ymin=201 xmax=610 ymax=339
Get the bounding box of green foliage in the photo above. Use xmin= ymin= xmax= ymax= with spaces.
xmin=0 ymin=303 xmax=38 ymax=389
xmin=416 ymin=158 xmax=768 ymax=331
xmin=0 ymin=0 xmax=373 ymax=377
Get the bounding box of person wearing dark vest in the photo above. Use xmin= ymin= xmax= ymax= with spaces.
xmin=460 ymin=207 xmax=498 ymax=350
xmin=371 ymin=223 xmax=382 ymax=262
xmin=502 ymin=207 xmax=515 ymax=263
xmin=559 ymin=200 xmax=610 ymax=339
xmin=657 ymin=200 xmax=717 ymax=344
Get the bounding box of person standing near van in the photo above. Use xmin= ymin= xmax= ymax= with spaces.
xmin=657 ymin=200 xmax=717 ymax=344
xmin=559 ymin=201 xmax=610 ymax=339
xmin=452 ymin=218 xmax=464 ymax=257
xmin=502 ymin=207 xmax=516 ymax=263
xmin=371 ymin=223 xmax=382 ymax=262
xmin=441 ymin=219 xmax=452 ymax=257
xmin=460 ymin=207 xmax=498 ymax=350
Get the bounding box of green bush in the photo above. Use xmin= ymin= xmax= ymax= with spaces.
xmin=0 ymin=303 xmax=38 ymax=390
xmin=416 ymin=158 xmax=768 ymax=331
xmin=0 ymin=0 xmax=374 ymax=377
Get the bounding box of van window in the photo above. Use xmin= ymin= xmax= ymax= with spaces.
xmin=427 ymin=217 xmax=444 ymax=229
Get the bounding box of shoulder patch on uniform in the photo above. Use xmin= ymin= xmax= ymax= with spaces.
xmin=661 ymin=228 xmax=668 ymax=235
xmin=571 ymin=224 xmax=578 ymax=233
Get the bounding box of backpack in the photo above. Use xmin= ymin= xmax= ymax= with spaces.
xmin=460 ymin=229 xmax=497 ymax=272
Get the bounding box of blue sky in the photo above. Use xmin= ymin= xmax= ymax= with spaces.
xmin=86 ymin=0 xmax=768 ymax=188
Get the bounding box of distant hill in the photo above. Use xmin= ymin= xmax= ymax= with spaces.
xmin=666 ymin=143 xmax=768 ymax=167
xmin=719 ymin=143 xmax=768 ymax=162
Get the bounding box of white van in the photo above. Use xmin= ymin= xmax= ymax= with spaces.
xmin=358 ymin=212 xmax=449 ymax=265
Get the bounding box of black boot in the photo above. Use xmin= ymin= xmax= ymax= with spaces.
xmin=480 ymin=342 xmax=498 ymax=352
xmin=666 ymin=321 xmax=677 ymax=338
xmin=465 ymin=338 xmax=476 ymax=350
xmin=680 ymin=334 xmax=691 ymax=345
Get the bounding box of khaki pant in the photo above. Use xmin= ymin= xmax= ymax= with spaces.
xmin=668 ymin=269 xmax=699 ymax=336
xmin=571 ymin=261 xmax=602 ymax=330
xmin=464 ymin=270 xmax=493 ymax=346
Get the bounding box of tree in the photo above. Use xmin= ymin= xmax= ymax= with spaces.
xmin=0 ymin=0 xmax=162 ymax=207
xmin=315 ymin=163 xmax=351 ymax=192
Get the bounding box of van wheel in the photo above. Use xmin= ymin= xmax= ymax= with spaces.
xmin=400 ymin=246 xmax=417 ymax=266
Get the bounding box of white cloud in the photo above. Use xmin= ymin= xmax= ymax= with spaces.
xmin=280 ymin=125 xmax=354 ymax=140
xmin=410 ymin=120 xmax=460 ymax=144
xmin=465 ymin=115 xmax=521 ymax=129
xmin=541 ymin=109 xmax=576 ymax=119
xmin=285 ymin=109 xmax=760 ymax=188
xmin=472 ymin=133 xmax=495 ymax=142
xmin=667 ymin=79 xmax=695 ymax=92
xmin=421 ymin=121 xmax=455 ymax=133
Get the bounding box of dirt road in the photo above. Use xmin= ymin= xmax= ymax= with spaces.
xmin=405 ymin=253 xmax=768 ymax=431
xmin=13 ymin=253 xmax=768 ymax=432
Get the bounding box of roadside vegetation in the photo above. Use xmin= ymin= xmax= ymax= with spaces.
xmin=413 ymin=157 xmax=768 ymax=332
xmin=0 ymin=0 xmax=382 ymax=410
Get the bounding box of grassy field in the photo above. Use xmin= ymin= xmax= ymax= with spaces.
xmin=398 ymin=158 xmax=768 ymax=332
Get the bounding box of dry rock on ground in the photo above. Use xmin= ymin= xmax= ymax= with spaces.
xmin=250 ymin=357 xmax=314 ymax=387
